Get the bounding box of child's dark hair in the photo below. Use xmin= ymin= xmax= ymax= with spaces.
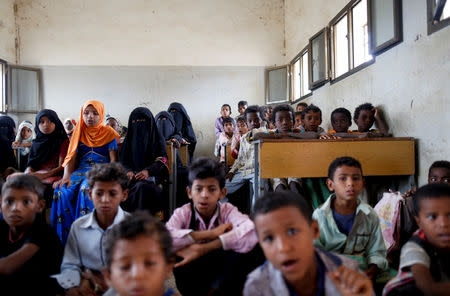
xmin=104 ymin=211 xmax=173 ymax=270
xmin=328 ymin=156 xmax=363 ymax=179
xmin=297 ymin=102 xmax=308 ymax=109
xmin=301 ymin=104 xmax=322 ymax=120
xmin=236 ymin=116 xmax=247 ymax=125
xmin=221 ymin=104 xmax=231 ymax=113
xmin=1 ymin=174 xmax=45 ymax=201
xmin=294 ymin=111 xmax=302 ymax=117
xmin=222 ymin=117 xmax=235 ymax=127
xmin=429 ymin=160 xmax=450 ymax=176
xmin=238 ymin=100 xmax=248 ymax=107
xmin=244 ymin=105 xmax=260 ymax=120
xmin=252 ymin=190 xmax=313 ymax=224
xmin=414 ymin=183 xmax=450 ymax=216
xmin=271 ymin=104 xmax=294 ymax=123
xmin=86 ymin=163 xmax=129 ymax=190
xmin=188 ymin=157 xmax=225 ymax=189
xmin=331 ymin=108 xmax=352 ymax=122
xmin=354 ymin=103 xmax=374 ymax=120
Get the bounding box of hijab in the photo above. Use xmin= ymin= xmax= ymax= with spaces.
xmin=63 ymin=100 xmax=119 ymax=167
xmin=168 ymin=102 xmax=197 ymax=144
xmin=63 ymin=118 xmax=77 ymax=134
xmin=27 ymin=109 xmax=68 ymax=170
xmin=15 ymin=121 xmax=35 ymax=155
xmin=155 ymin=111 xmax=177 ymax=140
xmin=0 ymin=115 xmax=16 ymax=145
xmin=120 ymin=107 xmax=167 ymax=172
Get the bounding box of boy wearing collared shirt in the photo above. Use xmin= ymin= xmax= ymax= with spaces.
xmin=53 ymin=163 xmax=130 ymax=295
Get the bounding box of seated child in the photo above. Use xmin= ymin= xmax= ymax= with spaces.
xmin=166 ymin=157 xmax=262 ymax=296
xmin=353 ymin=103 xmax=389 ymax=136
xmin=259 ymin=105 xmax=275 ymax=129
xmin=230 ymin=116 xmax=249 ymax=159
xmin=244 ymin=190 xmax=373 ymax=296
xmin=294 ymin=111 xmax=304 ymax=130
xmin=103 ymin=211 xmax=178 ymax=296
xmin=301 ymin=104 xmax=327 ymax=136
xmin=0 ymin=174 xmax=63 ymax=295
xmin=296 ymin=102 xmax=308 ymax=112
xmin=214 ymin=117 xmax=239 ymax=163
xmin=63 ymin=118 xmax=77 ymax=141
xmin=53 ymin=163 xmax=129 ymax=295
xmin=237 ymin=100 xmax=248 ymax=117
xmin=313 ymin=157 xmax=388 ymax=280
xmin=383 ymin=183 xmax=450 ymax=295
xmin=429 ymin=160 xmax=450 ymax=184
xmin=12 ymin=121 xmax=35 ymax=171
xmin=215 ymin=104 xmax=237 ymax=139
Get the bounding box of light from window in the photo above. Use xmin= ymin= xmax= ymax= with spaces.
xmin=334 ymin=15 xmax=349 ymax=77
xmin=292 ymin=59 xmax=301 ymax=100
xmin=440 ymin=1 xmax=450 ymax=20
xmin=301 ymin=51 xmax=311 ymax=96
xmin=353 ymin=0 xmax=372 ymax=67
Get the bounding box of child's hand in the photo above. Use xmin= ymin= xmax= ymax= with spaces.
xmin=175 ymin=244 xmax=206 ymax=268
xmin=213 ymin=222 xmax=233 ymax=237
xmin=54 ymin=175 xmax=71 ymax=189
xmin=126 ymin=171 xmax=135 ymax=181
xmin=12 ymin=142 xmax=19 ymax=147
xmin=225 ymin=171 xmax=235 ymax=181
xmin=373 ymin=108 xmax=380 ymax=119
xmin=181 ymin=138 xmax=190 ymax=145
xmin=170 ymin=138 xmax=180 ymax=148
xmin=319 ymin=134 xmax=340 ymax=140
xmin=329 ymin=266 xmax=373 ymax=296
xmin=404 ymin=187 xmax=417 ymax=198
xmin=135 ymin=169 xmax=149 ymax=181
xmin=364 ymin=264 xmax=379 ymax=281
xmin=82 ymin=269 xmax=108 ymax=294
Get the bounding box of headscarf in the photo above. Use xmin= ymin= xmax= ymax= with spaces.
xmin=27 ymin=109 xmax=68 ymax=170
xmin=63 ymin=118 xmax=77 ymax=134
xmin=120 ymin=107 xmax=167 ymax=172
xmin=15 ymin=121 xmax=35 ymax=155
xmin=0 ymin=115 xmax=16 ymax=145
xmin=168 ymin=102 xmax=197 ymax=144
xmin=63 ymin=100 xmax=119 ymax=167
xmin=155 ymin=111 xmax=179 ymax=140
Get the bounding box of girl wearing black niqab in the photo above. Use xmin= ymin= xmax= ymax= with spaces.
xmin=0 ymin=116 xmax=17 ymax=177
xmin=168 ymin=102 xmax=197 ymax=163
xmin=120 ymin=107 xmax=169 ymax=217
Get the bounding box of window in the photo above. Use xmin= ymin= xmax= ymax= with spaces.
xmin=8 ymin=65 xmax=41 ymax=113
xmin=0 ymin=59 xmax=6 ymax=112
xmin=330 ymin=0 xmax=373 ymax=81
xmin=308 ymin=28 xmax=329 ymax=89
xmin=290 ymin=47 xmax=311 ymax=102
xmin=265 ymin=65 xmax=289 ymax=104
xmin=369 ymin=0 xmax=402 ymax=55
xmin=427 ymin=0 xmax=450 ymax=35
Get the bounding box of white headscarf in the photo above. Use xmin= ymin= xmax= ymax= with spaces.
xmin=15 ymin=121 xmax=35 ymax=155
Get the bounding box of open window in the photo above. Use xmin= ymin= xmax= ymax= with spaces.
xmin=265 ymin=65 xmax=290 ymax=104
xmin=0 ymin=59 xmax=6 ymax=112
xmin=7 ymin=65 xmax=41 ymax=113
xmin=427 ymin=0 xmax=450 ymax=35
xmin=329 ymin=0 xmax=374 ymax=82
xmin=369 ymin=0 xmax=402 ymax=55
xmin=290 ymin=46 xmax=311 ymax=103
xmin=308 ymin=28 xmax=329 ymax=90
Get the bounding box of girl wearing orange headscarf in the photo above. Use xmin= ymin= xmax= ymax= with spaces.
xmin=51 ymin=100 xmax=119 ymax=244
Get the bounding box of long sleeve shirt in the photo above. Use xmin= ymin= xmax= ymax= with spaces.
xmin=166 ymin=202 xmax=258 ymax=253
xmin=313 ymin=194 xmax=388 ymax=271
xmin=215 ymin=132 xmax=240 ymax=162
xmin=214 ymin=117 xmax=237 ymax=139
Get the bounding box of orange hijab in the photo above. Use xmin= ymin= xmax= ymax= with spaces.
xmin=63 ymin=100 xmax=119 ymax=167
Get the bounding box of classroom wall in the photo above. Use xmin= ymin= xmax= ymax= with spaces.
xmin=0 ymin=0 xmax=16 ymax=62
xmin=285 ymin=0 xmax=450 ymax=185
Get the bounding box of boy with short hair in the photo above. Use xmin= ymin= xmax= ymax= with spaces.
xmin=0 ymin=174 xmax=63 ymax=295
xmin=301 ymin=104 xmax=326 ymax=135
xmin=329 ymin=108 xmax=353 ymax=134
xmin=215 ymin=104 xmax=237 ymax=139
xmin=231 ymin=116 xmax=249 ymax=159
xmin=237 ymin=100 xmax=248 ymax=116
xmin=166 ymin=157 xmax=261 ymax=296
xmin=296 ymin=102 xmax=308 ymax=112
xmin=383 ymin=183 xmax=450 ymax=295
xmin=103 ymin=211 xmax=177 ymax=296
xmin=53 ymin=162 xmax=130 ymax=295
xmin=294 ymin=111 xmax=304 ymax=130
xmin=428 ymin=160 xmax=450 ymax=184
xmin=353 ymin=103 xmax=389 ymax=136
xmin=214 ymin=117 xmax=239 ymax=163
xmin=245 ymin=190 xmax=373 ymax=296
xmin=313 ymin=157 xmax=388 ymax=280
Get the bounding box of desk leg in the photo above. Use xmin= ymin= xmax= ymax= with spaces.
xmin=169 ymin=146 xmax=177 ymax=217
xmin=253 ymin=142 xmax=260 ymax=208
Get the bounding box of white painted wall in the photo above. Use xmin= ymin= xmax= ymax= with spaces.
xmin=16 ymin=0 xmax=285 ymax=66
xmin=285 ymin=0 xmax=450 ymax=185
xmin=0 ymin=0 xmax=16 ymax=62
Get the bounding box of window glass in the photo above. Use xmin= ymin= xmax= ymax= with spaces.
xmin=334 ymin=15 xmax=349 ymax=77
xmin=301 ymin=51 xmax=311 ymax=96
xmin=353 ymin=0 xmax=372 ymax=67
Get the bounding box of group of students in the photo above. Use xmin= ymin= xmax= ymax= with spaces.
xmin=0 ymin=98 xmax=449 ymax=296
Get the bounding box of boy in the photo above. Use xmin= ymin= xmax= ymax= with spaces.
xmin=353 ymin=103 xmax=389 ymax=136
xmin=103 ymin=211 xmax=177 ymax=296
xmin=166 ymin=157 xmax=261 ymax=296
xmin=313 ymin=157 xmax=388 ymax=280
xmin=53 ymin=163 xmax=130 ymax=295
xmin=245 ymin=190 xmax=373 ymax=296
xmin=301 ymin=104 xmax=326 ymax=135
xmin=225 ymin=105 xmax=267 ymax=206
xmin=214 ymin=117 xmax=239 ymax=163
xmin=215 ymin=104 xmax=237 ymax=139
xmin=296 ymin=102 xmax=308 ymax=112
xmin=428 ymin=160 xmax=450 ymax=184
xmin=329 ymin=108 xmax=352 ymax=134
xmin=383 ymin=183 xmax=450 ymax=295
xmin=294 ymin=111 xmax=304 ymax=130
xmin=237 ymin=100 xmax=248 ymax=116
xmin=231 ymin=116 xmax=249 ymax=159
xmin=0 ymin=174 xmax=63 ymax=295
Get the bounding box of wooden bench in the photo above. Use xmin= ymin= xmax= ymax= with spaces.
xmin=253 ymin=137 xmax=416 ymax=200
xmin=222 ymin=143 xmax=236 ymax=169
xmin=179 ymin=144 xmax=189 ymax=166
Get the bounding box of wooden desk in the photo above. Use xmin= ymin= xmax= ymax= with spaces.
xmin=253 ymin=137 xmax=416 ymax=200
xmin=166 ymin=143 xmax=177 ymax=216
xmin=179 ymin=144 xmax=189 ymax=166
xmin=223 ymin=143 xmax=236 ymax=169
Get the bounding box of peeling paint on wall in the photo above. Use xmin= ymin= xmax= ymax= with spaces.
xmin=0 ymin=0 xmax=17 ymax=62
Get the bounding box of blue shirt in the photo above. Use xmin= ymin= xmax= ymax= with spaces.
xmin=286 ymin=254 xmax=325 ymax=296
xmin=331 ymin=208 xmax=356 ymax=236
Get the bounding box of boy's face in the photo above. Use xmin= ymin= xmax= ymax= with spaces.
xmin=104 ymin=235 xmax=172 ymax=296
xmin=187 ymin=177 xmax=226 ymax=221
xmin=40 ymin=116 xmax=56 ymax=135
xmin=355 ymin=109 xmax=375 ymax=132
xmin=223 ymin=122 xmax=234 ymax=134
xmin=221 ymin=106 xmax=231 ymax=118
xmin=275 ymin=110 xmax=293 ymax=133
xmin=246 ymin=112 xmax=261 ymax=130
xmin=429 ymin=168 xmax=450 ymax=184
xmin=0 ymin=188 xmax=44 ymax=231
xmin=236 ymin=120 xmax=249 ymax=135
xmin=20 ymin=127 xmax=32 ymax=140
xmin=326 ymin=165 xmax=364 ymax=202
xmin=331 ymin=113 xmax=351 ymax=133
xmin=303 ymin=111 xmax=322 ymax=132
xmin=415 ymin=197 xmax=450 ymax=251
xmin=89 ymin=181 xmax=128 ymax=219
xmin=255 ymin=206 xmax=319 ymax=286
xmin=238 ymin=105 xmax=247 ymax=115
xmin=294 ymin=114 xmax=302 ymax=128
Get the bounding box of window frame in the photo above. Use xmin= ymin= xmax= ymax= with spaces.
xmin=0 ymin=59 xmax=6 ymax=113
xmin=308 ymin=27 xmax=330 ymax=90
xmin=329 ymin=0 xmax=375 ymax=84
xmin=7 ymin=65 xmax=42 ymax=113
xmin=265 ymin=64 xmax=290 ymax=105
xmin=289 ymin=46 xmax=312 ymax=103
xmin=427 ymin=0 xmax=450 ymax=35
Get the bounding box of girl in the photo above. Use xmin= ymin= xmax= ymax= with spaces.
xmin=26 ymin=109 xmax=69 ymax=196
xmin=120 ymin=107 xmax=168 ymax=218
xmin=12 ymin=121 xmax=35 ymax=171
xmin=0 ymin=115 xmax=16 ymax=146
xmin=63 ymin=117 xmax=76 ymax=141
xmin=156 ymin=111 xmax=182 ymax=148
xmin=0 ymin=116 xmax=17 ymax=178
xmin=168 ymin=102 xmax=197 ymax=163
xmin=51 ymin=100 xmax=119 ymax=244
xmin=214 ymin=104 xmax=237 ymax=139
